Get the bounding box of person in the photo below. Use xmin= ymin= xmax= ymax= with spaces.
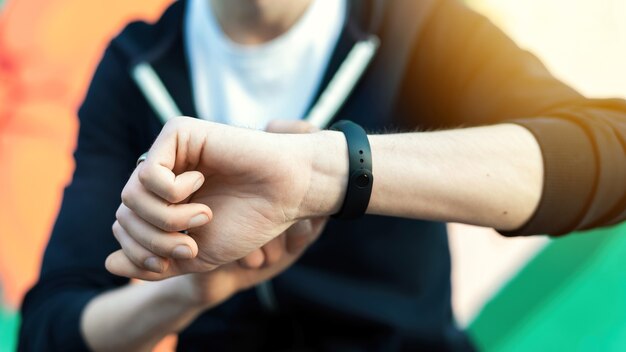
xmin=20 ymin=0 xmax=626 ymax=351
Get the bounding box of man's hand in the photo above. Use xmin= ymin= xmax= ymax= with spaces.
xmin=178 ymin=216 xmax=327 ymax=308
xmin=106 ymin=118 xmax=343 ymax=280
xmin=85 ymin=215 xmax=326 ymax=352
xmin=239 ymin=120 xmax=328 ymax=269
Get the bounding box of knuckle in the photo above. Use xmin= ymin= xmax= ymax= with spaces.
xmin=104 ymin=254 xmax=116 ymax=271
xmin=148 ymin=237 xmax=160 ymax=254
xmin=148 ymin=236 xmax=168 ymax=256
xmin=129 ymin=253 xmax=148 ymax=268
xmin=120 ymin=244 xmax=147 ymax=266
xmin=159 ymin=215 xmax=181 ymax=232
xmin=164 ymin=184 xmax=183 ymax=203
xmin=120 ymin=186 xmax=136 ymax=208
xmin=118 ymin=245 xmax=135 ymax=262
xmin=137 ymin=165 xmax=151 ymax=186
xmin=161 ymin=188 xmax=182 ymax=204
xmin=115 ymin=207 xmax=126 ymax=222
xmin=111 ymin=221 xmax=121 ymax=236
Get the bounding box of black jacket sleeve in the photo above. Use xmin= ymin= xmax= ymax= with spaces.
xmin=404 ymin=0 xmax=626 ymax=236
xmin=18 ymin=44 xmax=142 ymax=351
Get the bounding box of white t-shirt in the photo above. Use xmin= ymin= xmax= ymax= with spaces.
xmin=184 ymin=0 xmax=346 ymax=129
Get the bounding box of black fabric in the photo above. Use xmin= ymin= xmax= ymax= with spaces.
xmin=19 ymin=0 xmax=626 ymax=351
xmin=391 ymin=0 xmax=626 ymax=236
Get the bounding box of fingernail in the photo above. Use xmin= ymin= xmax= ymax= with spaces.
xmin=172 ymin=245 xmax=193 ymax=259
xmin=144 ymin=257 xmax=163 ymax=273
xmin=188 ymin=214 xmax=209 ymax=228
xmin=192 ymin=178 xmax=203 ymax=193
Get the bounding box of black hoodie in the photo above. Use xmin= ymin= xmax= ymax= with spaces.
xmin=19 ymin=0 xmax=626 ymax=351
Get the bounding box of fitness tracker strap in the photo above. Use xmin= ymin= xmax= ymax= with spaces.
xmin=330 ymin=120 xmax=373 ymax=220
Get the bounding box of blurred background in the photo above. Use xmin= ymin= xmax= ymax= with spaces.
xmin=0 ymin=0 xmax=625 ymax=351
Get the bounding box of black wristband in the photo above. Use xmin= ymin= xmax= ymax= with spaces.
xmin=330 ymin=120 xmax=373 ymax=220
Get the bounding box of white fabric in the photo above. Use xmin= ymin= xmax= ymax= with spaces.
xmin=185 ymin=0 xmax=346 ymax=129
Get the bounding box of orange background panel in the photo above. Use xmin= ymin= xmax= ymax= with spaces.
xmin=0 ymin=0 xmax=175 ymax=350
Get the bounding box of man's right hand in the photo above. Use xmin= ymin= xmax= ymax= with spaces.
xmin=177 ymin=216 xmax=327 ymax=309
xmin=106 ymin=117 xmax=347 ymax=281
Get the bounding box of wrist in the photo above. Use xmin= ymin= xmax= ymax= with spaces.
xmin=161 ymin=273 xmax=235 ymax=312
xmin=296 ymin=130 xmax=349 ymax=219
xmin=156 ymin=276 xmax=204 ymax=310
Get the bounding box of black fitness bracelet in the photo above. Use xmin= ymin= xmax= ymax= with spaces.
xmin=330 ymin=120 xmax=373 ymax=220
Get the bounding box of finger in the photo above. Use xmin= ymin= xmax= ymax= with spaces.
xmin=232 ymin=233 xmax=300 ymax=291
xmin=284 ymin=221 xmax=313 ymax=254
xmin=266 ymin=120 xmax=320 ymax=134
xmin=261 ymin=234 xmax=285 ymax=266
xmin=112 ymin=221 xmax=170 ymax=273
xmin=309 ymin=217 xmax=329 ymax=237
xmin=106 ymin=250 xmax=170 ymax=281
xmin=140 ymin=117 xmax=206 ymax=204
xmin=238 ymin=249 xmax=265 ymax=269
xmin=121 ymin=175 xmax=212 ymax=232
xmin=116 ymin=204 xmax=199 ymax=260
xmin=138 ymin=165 xmax=206 ymax=205
xmin=285 ymin=217 xmax=327 ymax=254
xmin=137 ymin=119 xmax=188 ymax=203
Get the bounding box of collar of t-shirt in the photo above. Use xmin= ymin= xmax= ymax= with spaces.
xmin=185 ymin=0 xmax=346 ymax=129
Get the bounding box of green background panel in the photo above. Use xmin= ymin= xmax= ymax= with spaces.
xmin=469 ymin=223 xmax=626 ymax=351
xmin=0 ymin=301 xmax=19 ymax=352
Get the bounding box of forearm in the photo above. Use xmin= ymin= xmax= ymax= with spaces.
xmin=81 ymin=276 xmax=207 ymax=352
xmin=308 ymin=124 xmax=543 ymax=231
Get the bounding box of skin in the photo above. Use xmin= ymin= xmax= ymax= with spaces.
xmin=210 ymin=0 xmax=312 ymax=44
xmin=108 ymin=117 xmax=543 ymax=282
xmin=84 ymin=209 xmax=324 ymax=352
